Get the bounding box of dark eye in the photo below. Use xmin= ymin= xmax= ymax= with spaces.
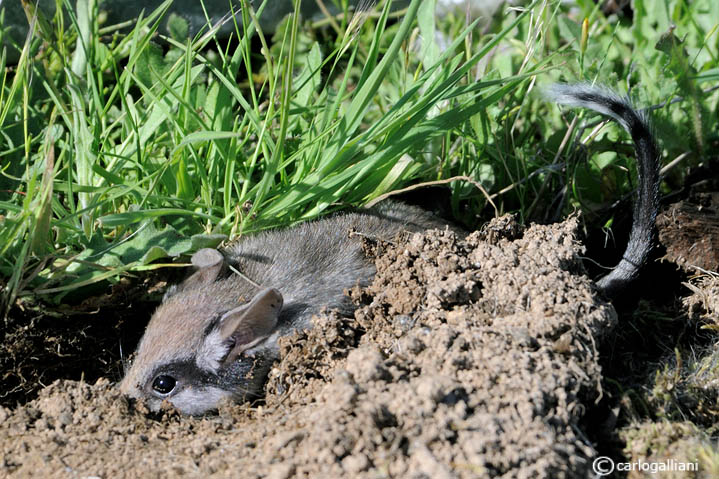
xmin=152 ymin=375 xmax=177 ymax=395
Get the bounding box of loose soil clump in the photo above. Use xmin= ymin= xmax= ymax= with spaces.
xmin=1 ymin=216 xmax=625 ymax=477
xmin=656 ymin=192 xmax=719 ymax=273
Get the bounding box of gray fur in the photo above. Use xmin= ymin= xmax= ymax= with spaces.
xmin=120 ymin=84 xmax=661 ymax=415
xmin=119 ymin=202 xmax=456 ymax=414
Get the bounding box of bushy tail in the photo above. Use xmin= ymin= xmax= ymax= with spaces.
xmin=545 ymin=84 xmax=661 ymax=298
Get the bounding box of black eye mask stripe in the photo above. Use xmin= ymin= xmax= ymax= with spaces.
xmin=148 ymin=356 xmax=265 ymax=397
xmin=148 ymin=360 xmax=216 ymax=393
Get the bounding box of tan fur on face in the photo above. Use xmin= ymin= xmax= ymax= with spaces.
xmin=119 ymin=280 xmax=257 ymax=398
xmin=120 ymin=202 xmax=463 ymax=413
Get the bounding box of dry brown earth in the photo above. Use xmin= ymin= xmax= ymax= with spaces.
xmin=1 ymin=214 xmax=716 ymax=478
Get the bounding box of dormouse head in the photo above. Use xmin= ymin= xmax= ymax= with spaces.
xmin=119 ymin=248 xmax=283 ymax=415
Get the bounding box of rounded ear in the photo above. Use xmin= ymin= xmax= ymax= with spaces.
xmin=218 ymin=288 xmax=283 ymax=363
xmin=163 ymin=249 xmax=227 ymax=300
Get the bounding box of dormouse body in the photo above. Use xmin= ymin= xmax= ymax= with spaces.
xmin=119 ymin=202 xmax=454 ymax=414
xmin=120 ymin=84 xmax=661 ymax=415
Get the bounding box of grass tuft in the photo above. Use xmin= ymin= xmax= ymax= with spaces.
xmin=0 ymin=0 xmax=717 ymax=310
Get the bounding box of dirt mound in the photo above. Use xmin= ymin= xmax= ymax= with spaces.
xmin=1 ymin=216 xmax=618 ymax=478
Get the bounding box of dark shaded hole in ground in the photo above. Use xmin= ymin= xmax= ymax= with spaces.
xmin=0 ymin=270 xmax=182 ymax=408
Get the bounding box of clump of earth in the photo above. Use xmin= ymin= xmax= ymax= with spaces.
xmin=1 ymin=214 xmax=708 ymax=478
